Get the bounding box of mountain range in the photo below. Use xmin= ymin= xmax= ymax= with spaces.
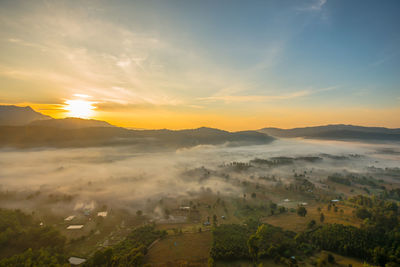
xmin=259 ymin=125 xmax=400 ymax=141
xmin=29 ymin=117 xmax=113 ymax=129
xmin=0 ymin=105 xmax=399 ymax=149
xmin=0 ymin=105 xmax=273 ymax=149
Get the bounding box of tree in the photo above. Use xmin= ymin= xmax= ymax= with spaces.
xmin=213 ymin=214 xmax=218 ymax=226
xmin=136 ymin=210 xmax=143 ymax=216
xmin=327 ymin=253 xmax=335 ymax=263
xmin=251 ymin=192 xmax=257 ymax=198
xmin=246 ymin=224 xmax=297 ymax=263
xmin=92 ymin=248 xmax=113 ymax=266
xmin=320 ymin=213 xmax=325 ymax=223
xmin=297 ymin=206 xmax=307 ymax=217
xmin=84 ymin=225 xmax=166 ymax=267
xmin=372 ymin=246 xmax=387 ymax=267
xmin=210 ymin=224 xmax=252 ymax=260
xmin=308 ymin=220 xmax=316 ymax=229
xmin=208 ymin=257 xmax=215 ymax=267
xmin=247 ymin=234 xmax=259 ymax=263
xmin=165 ymin=209 xmax=170 ymax=219
xmin=355 ymin=208 xmax=371 ymax=219
xmin=278 ymin=206 xmax=286 ymax=213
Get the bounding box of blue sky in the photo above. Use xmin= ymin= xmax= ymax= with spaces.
xmin=0 ymin=0 xmax=399 ymax=129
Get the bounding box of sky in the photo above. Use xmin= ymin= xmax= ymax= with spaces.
xmin=0 ymin=0 xmax=399 ymax=130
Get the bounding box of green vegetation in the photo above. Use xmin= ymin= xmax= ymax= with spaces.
xmin=0 ymin=141 xmax=399 ymax=267
xmin=248 ymin=224 xmax=296 ymax=263
xmin=328 ymin=173 xmax=381 ymax=188
xmin=297 ymin=206 xmax=307 ymax=217
xmin=84 ymin=225 xmax=166 ymax=267
xmin=384 ymin=188 xmax=400 ymax=201
xmin=327 ymin=174 xmax=352 ymax=186
xmin=210 ymin=224 xmax=253 ymax=260
xmin=0 ymin=209 xmax=67 ymax=266
xmin=0 ymin=248 xmax=68 ymax=267
xmin=210 ymin=222 xmax=306 ymax=266
xmin=0 ymin=209 xmax=167 ymax=267
xmin=297 ymin=195 xmax=400 ymax=266
xmin=233 ymin=200 xmax=271 ymax=220
xmin=209 ymin=195 xmax=400 ymax=266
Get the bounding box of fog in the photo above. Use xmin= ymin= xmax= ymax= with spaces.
xmin=0 ymin=139 xmax=399 ymax=217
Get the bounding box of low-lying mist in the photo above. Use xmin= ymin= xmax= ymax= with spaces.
xmin=0 ymin=139 xmax=399 ymax=217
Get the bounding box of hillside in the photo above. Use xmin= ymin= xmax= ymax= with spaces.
xmin=0 ymin=106 xmax=274 ymax=149
xmin=29 ymin=117 xmax=114 ymax=129
xmin=0 ymin=126 xmax=274 ymax=149
xmin=0 ymin=105 xmax=51 ymax=125
xmin=259 ymin=125 xmax=400 ymax=142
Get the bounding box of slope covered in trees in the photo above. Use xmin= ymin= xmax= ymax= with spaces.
xmin=0 ymin=209 xmax=67 ymax=266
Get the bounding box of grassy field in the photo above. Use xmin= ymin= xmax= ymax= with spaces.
xmin=145 ymin=231 xmax=212 ymax=267
xmin=327 ymin=251 xmax=366 ymax=267
xmin=262 ymin=201 xmax=361 ymax=232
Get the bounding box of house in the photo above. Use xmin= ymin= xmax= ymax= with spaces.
xmin=64 ymin=215 xmax=75 ymax=221
xmin=68 ymin=257 xmax=86 ymax=265
xmin=97 ymin=211 xmax=108 ymax=217
xmin=67 ymin=225 xmax=84 ymax=230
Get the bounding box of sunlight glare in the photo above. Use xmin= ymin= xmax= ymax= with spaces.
xmin=64 ymin=99 xmax=96 ymax=119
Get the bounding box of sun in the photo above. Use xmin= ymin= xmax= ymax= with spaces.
xmin=64 ymin=99 xmax=96 ymax=119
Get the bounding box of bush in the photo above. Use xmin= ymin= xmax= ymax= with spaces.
xmin=297 ymin=206 xmax=307 ymax=217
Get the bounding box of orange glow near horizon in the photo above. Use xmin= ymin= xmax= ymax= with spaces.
xmin=12 ymin=102 xmax=400 ymax=131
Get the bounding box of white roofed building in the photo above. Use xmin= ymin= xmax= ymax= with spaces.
xmin=67 ymin=225 xmax=84 ymax=230
xmin=69 ymin=257 xmax=86 ymax=265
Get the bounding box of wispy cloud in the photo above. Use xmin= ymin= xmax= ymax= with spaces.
xmin=368 ymin=52 xmax=399 ymax=68
xmin=0 ymin=1 xmax=300 ymax=113
xmin=311 ymin=0 xmax=327 ymax=10
xmin=0 ymin=7 xmax=193 ymax=108
xmin=298 ymin=0 xmax=327 ymax=12
xmin=199 ymin=91 xmax=309 ymax=103
xmin=199 ymin=86 xmax=338 ymax=104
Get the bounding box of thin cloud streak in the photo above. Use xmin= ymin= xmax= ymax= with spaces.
xmin=297 ymin=0 xmax=327 ymax=11
xmin=199 ymin=86 xmax=339 ymax=104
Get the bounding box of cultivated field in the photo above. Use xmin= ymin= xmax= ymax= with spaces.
xmin=146 ymin=231 xmax=212 ymax=267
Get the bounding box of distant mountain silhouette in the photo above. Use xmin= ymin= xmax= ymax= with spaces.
xmin=259 ymin=125 xmax=400 ymax=141
xmin=30 ymin=117 xmax=114 ymax=129
xmin=0 ymin=105 xmax=114 ymax=129
xmin=0 ymin=126 xmax=274 ymax=149
xmin=0 ymin=105 xmax=51 ymax=125
xmin=2 ymin=106 xmax=397 ymax=148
